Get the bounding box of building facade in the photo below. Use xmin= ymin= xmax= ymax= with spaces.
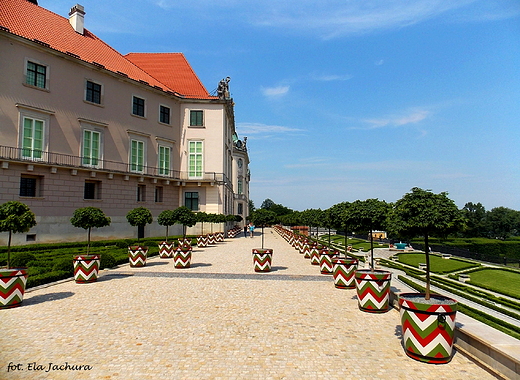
xmin=0 ymin=0 xmax=250 ymax=244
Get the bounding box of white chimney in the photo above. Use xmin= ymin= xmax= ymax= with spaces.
xmin=69 ymin=4 xmax=85 ymax=35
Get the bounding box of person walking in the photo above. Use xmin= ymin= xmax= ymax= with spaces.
xmin=249 ymin=223 xmax=255 ymax=238
xmin=243 ymin=225 xmax=248 ymax=238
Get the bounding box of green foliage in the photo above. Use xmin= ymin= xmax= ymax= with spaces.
xmin=126 ymin=207 xmax=153 ymax=227
xmin=349 ymin=199 xmax=389 ymax=233
xmin=70 ymin=207 xmax=111 ymax=230
xmin=172 ymin=206 xmax=197 ymax=238
xmin=52 ymin=257 xmax=74 ymax=275
xmin=100 ymin=252 xmax=117 ymax=269
xmin=157 ymin=210 xmax=176 ymax=227
xmin=0 ymin=201 xmax=37 ymax=268
xmin=10 ymin=252 xmax=36 ymax=268
xmin=397 ymin=253 xmax=479 ymax=273
xmin=250 ymin=209 xmax=277 ymax=227
xmin=196 ymin=211 xmax=209 ymax=223
xmin=0 ymin=201 xmax=37 ymax=235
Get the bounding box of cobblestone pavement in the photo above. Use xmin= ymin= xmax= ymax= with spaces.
xmin=1 ymin=228 xmax=499 ymax=379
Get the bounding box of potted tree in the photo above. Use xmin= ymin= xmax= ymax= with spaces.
xmin=196 ymin=211 xmax=209 ymax=247
xmin=70 ymin=207 xmax=111 ymax=283
xmin=157 ymin=210 xmax=176 ymax=258
xmin=126 ymin=207 xmax=153 ymax=267
xmin=388 ymin=187 xmax=465 ymax=363
xmin=0 ymin=201 xmax=37 ymax=309
xmin=249 ymin=209 xmax=277 ymax=272
xmin=350 ymin=199 xmax=393 ymax=313
xmin=172 ymin=206 xmax=197 ymax=268
xmin=206 ymin=213 xmax=217 ymax=245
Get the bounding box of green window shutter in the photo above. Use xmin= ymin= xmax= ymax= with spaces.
xmin=22 ymin=118 xmax=33 ymax=158
xmin=91 ymin=131 xmax=99 ymax=166
xmin=83 ymin=130 xmax=91 ymax=165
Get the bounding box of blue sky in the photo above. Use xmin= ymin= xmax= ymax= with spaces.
xmin=42 ymin=0 xmax=520 ymax=211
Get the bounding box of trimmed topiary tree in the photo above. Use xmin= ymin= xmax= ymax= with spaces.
xmin=0 ymin=201 xmax=37 ymax=269
xmin=173 ymin=206 xmax=197 ymax=240
xmin=157 ymin=210 xmax=176 ymax=243
xmin=70 ymin=207 xmax=111 ymax=255
xmin=126 ymin=207 xmax=153 ymax=245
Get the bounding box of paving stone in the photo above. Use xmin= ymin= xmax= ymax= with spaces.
xmin=0 ymin=229 xmax=499 ymax=379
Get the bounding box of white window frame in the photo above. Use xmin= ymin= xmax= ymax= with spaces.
xmin=188 ymin=140 xmax=203 ymax=179
xmin=16 ymin=104 xmax=52 ymax=161
xmin=158 ymin=145 xmax=171 ymax=176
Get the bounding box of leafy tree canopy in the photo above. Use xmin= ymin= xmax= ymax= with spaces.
xmin=157 ymin=210 xmax=176 ymax=227
xmin=126 ymin=207 xmax=153 ymax=227
xmin=173 ymin=206 xmax=197 ymax=228
xmin=250 ymin=209 xmax=277 ymax=227
xmin=71 ymin=207 xmax=111 ymax=230
xmin=348 ymin=199 xmax=389 ymax=233
xmin=0 ymin=201 xmax=37 ymax=234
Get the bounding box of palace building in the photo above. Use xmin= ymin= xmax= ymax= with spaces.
xmin=0 ymin=0 xmax=250 ymax=244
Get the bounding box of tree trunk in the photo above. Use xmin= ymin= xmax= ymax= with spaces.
xmin=7 ymin=230 xmax=12 ymax=269
xmin=87 ymin=227 xmax=91 ymax=255
xmin=424 ymin=234 xmax=431 ymax=300
xmin=370 ymin=229 xmax=374 ymax=270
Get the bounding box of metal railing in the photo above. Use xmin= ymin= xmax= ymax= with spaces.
xmin=0 ymin=145 xmax=229 ymax=183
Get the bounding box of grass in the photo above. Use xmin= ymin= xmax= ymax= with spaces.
xmin=320 ymin=235 xmax=389 ymax=251
xmin=467 ymin=268 xmax=520 ymax=299
xmin=397 ymin=253 xmax=479 ymax=273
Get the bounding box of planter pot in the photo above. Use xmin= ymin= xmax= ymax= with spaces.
xmin=207 ymin=233 xmax=216 ymax=245
xmin=178 ymin=238 xmax=192 ymax=247
xmin=173 ymin=247 xmax=192 ymax=268
xmin=355 ymin=269 xmax=392 ymax=313
xmin=73 ymin=255 xmax=100 ymax=283
xmin=399 ymin=293 xmax=458 ymax=364
xmin=158 ymin=242 xmax=173 ymax=258
xmin=332 ymin=257 xmax=358 ymax=289
xmin=128 ymin=246 xmax=148 ymax=267
xmin=310 ymin=246 xmax=323 ymax=265
xmin=216 ymin=232 xmax=224 ymax=242
xmin=252 ymin=248 xmax=273 ymax=272
xmin=303 ymin=245 xmax=311 ymax=259
xmin=0 ymin=268 xmax=28 ymax=309
xmin=197 ymin=235 xmax=208 ymax=248
xmin=319 ymin=250 xmax=337 ymax=274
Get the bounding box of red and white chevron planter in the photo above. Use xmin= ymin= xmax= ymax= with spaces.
xmin=310 ymin=246 xmax=325 ymax=265
xmin=355 ymin=269 xmax=392 ymax=313
xmin=158 ymin=242 xmax=173 ymax=258
xmin=128 ymin=246 xmax=148 ymax=267
xmin=178 ymin=238 xmax=192 ymax=247
xmin=216 ymin=232 xmax=224 ymax=242
xmin=173 ymin=247 xmax=192 ymax=268
xmin=252 ymin=248 xmax=273 ymax=272
xmin=207 ymin=233 xmax=216 ymax=245
xmin=73 ymin=255 xmax=100 ymax=283
xmin=0 ymin=268 xmax=28 ymax=309
xmin=197 ymin=235 xmax=208 ymax=247
xmin=332 ymin=257 xmax=358 ymax=289
xmin=319 ymin=250 xmax=337 ymax=274
xmin=399 ymin=293 xmax=458 ymax=364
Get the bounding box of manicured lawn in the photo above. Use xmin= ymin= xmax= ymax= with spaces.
xmin=467 ymin=269 xmax=520 ymax=299
xmin=398 ymin=253 xmax=479 ymax=273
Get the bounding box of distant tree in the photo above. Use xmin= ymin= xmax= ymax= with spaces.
xmin=248 ymin=200 xmax=256 ymax=214
xmin=70 ymin=207 xmax=111 ymax=255
xmin=328 ymin=202 xmax=351 ymax=250
xmin=0 ymin=201 xmax=37 ymax=269
xmin=387 ymin=188 xmax=465 ymax=299
xmin=349 ymin=199 xmax=389 ymax=269
xmin=485 ymin=207 xmax=520 ymax=240
xmin=196 ymin=211 xmax=209 ymax=235
xmin=261 ymin=198 xmax=275 ymax=210
xmin=461 ymin=202 xmax=486 ymax=237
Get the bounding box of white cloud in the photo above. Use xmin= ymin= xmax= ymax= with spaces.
xmin=360 ymin=109 xmax=430 ymax=129
xmin=312 ymin=73 xmax=353 ymax=82
xmin=237 ymin=122 xmax=303 ymax=135
xmin=375 ymin=59 xmax=385 ymax=66
xmin=261 ymin=85 xmax=290 ymax=97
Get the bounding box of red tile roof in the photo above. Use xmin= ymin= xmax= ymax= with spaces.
xmin=0 ymin=0 xmax=215 ymax=99
xmin=125 ymin=53 xmax=216 ymax=100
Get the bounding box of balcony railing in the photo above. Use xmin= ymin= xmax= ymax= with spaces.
xmin=0 ymin=145 xmax=229 ymax=184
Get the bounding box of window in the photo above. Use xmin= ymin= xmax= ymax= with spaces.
xmin=20 ymin=175 xmax=41 ymax=197
xmin=26 ymin=61 xmax=47 ymax=89
xmin=132 ymin=96 xmax=145 ymax=117
xmin=158 ymin=146 xmax=171 ymax=176
xmin=190 ymin=110 xmax=203 ymax=126
xmin=86 ymin=81 xmax=102 ymax=104
xmin=238 ymin=179 xmax=243 ymax=195
xmin=22 ymin=117 xmax=44 ymax=159
xmin=82 ymin=130 xmax=100 ymax=167
xmin=155 ymin=186 xmax=163 ymax=203
xmin=185 ymin=192 xmax=199 ymax=211
xmin=84 ymin=180 xmax=100 ymax=200
xmin=238 ymin=203 xmax=243 ymax=215
xmin=130 ymin=139 xmax=145 ymax=173
xmin=137 ymin=185 xmax=146 ymax=202
xmin=159 ymin=105 xmax=170 ymax=124
xmin=188 ymin=141 xmax=203 ymax=178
